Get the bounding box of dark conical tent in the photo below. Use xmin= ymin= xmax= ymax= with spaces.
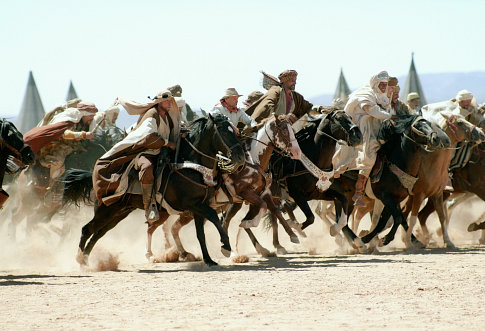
xmin=16 ymin=71 xmax=45 ymax=133
xmin=400 ymin=53 xmax=427 ymax=108
xmin=66 ymin=80 xmax=78 ymax=101
xmin=333 ymin=68 xmax=351 ymax=104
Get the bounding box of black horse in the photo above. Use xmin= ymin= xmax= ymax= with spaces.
xmin=63 ymin=114 xmax=246 ymax=266
xmin=0 ymin=118 xmax=35 ymax=208
xmin=356 ymin=115 xmax=449 ymax=246
xmin=265 ymin=110 xmax=364 ymax=252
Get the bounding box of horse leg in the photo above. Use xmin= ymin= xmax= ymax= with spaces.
xmin=222 ymin=203 xmax=242 ymax=233
xmin=193 ymin=214 xmax=217 ymax=266
xmin=361 ymin=206 xmax=392 ymax=244
xmin=270 ymin=213 xmax=287 ymax=255
xmin=263 ymin=194 xmax=300 ymax=243
xmin=239 ymin=191 xmax=267 ymax=229
xmin=191 ymin=204 xmax=231 ymax=259
xmin=292 ymin=194 xmax=314 ymax=231
xmin=146 ymin=213 xmax=170 ymax=260
xmin=242 ymin=228 xmax=272 ymax=257
xmin=171 ymin=214 xmax=196 ymax=261
xmin=82 ymin=207 xmax=135 ymax=264
xmin=431 ymin=193 xmax=455 ymax=248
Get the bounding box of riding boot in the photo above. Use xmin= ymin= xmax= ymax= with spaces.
xmin=352 ymin=174 xmax=368 ymax=207
xmin=142 ymin=183 xmax=159 ymax=222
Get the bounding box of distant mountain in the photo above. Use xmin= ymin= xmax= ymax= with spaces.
xmin=308 ymin=71 xmax=485 ymax=106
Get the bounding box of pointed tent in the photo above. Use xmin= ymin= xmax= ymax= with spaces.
xmin=16 ymin=71 xmax=45 ymax=133
xmin=66 ymin=80 xmax=78 ymax=101
xmin=400 ymin=53 xmax=427 ymax=108
xmin=333 ymin=68 xmax=351 ymax=104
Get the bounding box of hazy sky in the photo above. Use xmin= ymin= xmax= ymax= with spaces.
xmin=1 ymin=0 xmax=484 ymax=121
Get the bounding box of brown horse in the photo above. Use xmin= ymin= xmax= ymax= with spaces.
xmin=146 ymin=116 xmax=302 ymax=260
xmin=416 ymin=143 xmax=485 ymax=243
xmin=401 ymin=114 xmax=485 ymax=248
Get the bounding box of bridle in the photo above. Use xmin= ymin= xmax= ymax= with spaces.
xmin=316 ymin=111 xmax=357 ymax=146
xmin=445 ymin=114 xmax=476 ymax=142
xmin=402 ymin=116 xmax=441 ymax=152
xmin=185 ymin=118 xmax=243 ymax=173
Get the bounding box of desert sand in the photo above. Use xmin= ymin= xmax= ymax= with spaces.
xmin=1 ymin=197 xmax=485 ymax=330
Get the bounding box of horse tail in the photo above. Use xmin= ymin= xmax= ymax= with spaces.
xmin=62 ymin=169 xmax=94 ymax=206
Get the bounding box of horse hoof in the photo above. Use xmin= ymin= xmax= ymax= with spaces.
xmin=290 ymin=235 xmax=300 ymax=244
xmin=255 ymin=243 xmax=271 ymax=257
xmin=329 ymin=224 xmax=339 ymax=237
xmin=353 ymin=238 xmax=368 ymax=254
xmin=76 ymin=249 xmax=88 ymax=266
xmin=221 ymin=246 xmax=231 ymax=258
xmin=239 ymin=219 xmax=258 ymax=229
xmin=468 ymin=223 xmax=480 ymax=232
xmin=145 ymin=252 xmax=153 ymax=260
xmin=205 ymin=259 xmax=218 ymax=267
xmin=276 ymin=246 xmax=288 ymax=255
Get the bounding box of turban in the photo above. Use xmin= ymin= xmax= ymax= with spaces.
xmin=456 ymin=89 xmax=473 ymax=102
xmin=407 ymin=92 xmax=420 ymax=101
xmin=167 ymin=84 xmax=183 ymax=97
xmin=245 ymin=90 xmax=264 ymax=104
xmin=278 ymin=70 xmax=298 ymax=83
xmin=388 ymin=77 xmax=398 ymax=87
xmin=370 ymin=71 xmax=389 ymax=88
xmin=77 ymin=101 xmax=98 ymax=113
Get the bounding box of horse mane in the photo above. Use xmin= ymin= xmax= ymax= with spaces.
xmin=377 ymin=114 xmax=420 ymax=141
xmin=188 ymin=113 xmax=228 ymax=139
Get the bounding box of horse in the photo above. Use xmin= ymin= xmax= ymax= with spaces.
xmin=63 ymin=114 xmax=246 ymax=266
xmin=415 ymin=142 xmax=485 ymax=244
xmin=146 ymin=115 xmax=303 ymax=260
xmin=400 ymin=113 xmax=485 ymax=248
xmin=352 ymin=115 xmax=449 ymax=247
xmin=7 ymin=126 xmax=124 ymax=239
xmin=0 ymin=118 xmax=35 ymax=208
xmin=259 ymin=109 xmax=364 ymax=253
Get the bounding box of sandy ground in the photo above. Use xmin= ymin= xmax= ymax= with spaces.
xmin=1 ymin=194 xmax=485 ymax=330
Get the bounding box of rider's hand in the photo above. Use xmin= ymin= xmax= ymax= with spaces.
xmin=166 ymin=141 xmax=176 ymax=150
xmin=85 ymin=132 xmax=95 ymax=140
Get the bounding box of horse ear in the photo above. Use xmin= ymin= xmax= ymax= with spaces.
xmin=208 ymin=113 xmax=214 ymax=120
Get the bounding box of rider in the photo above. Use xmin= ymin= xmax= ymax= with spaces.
xmin=23 ymin=101 xmax=98 ymax=190
xmin=407 ymin=93 xmax=421 ymax=115
xmin=245 ymin=70 xmax=313 ymax=124
xmin=89 ymin=105 xmax=120 ymax=134
xmin=388 ymin=77 xmax=412 ymax=116
xmin=333 ymin=71 xmax=394 ymax=207
xmin=210 ymin=88 xmax=257 ymax=132
xmin=92 ymin=90 xmax=180 ymax=222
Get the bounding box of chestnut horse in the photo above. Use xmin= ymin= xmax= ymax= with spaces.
xmin=401 ymin=114 xmax=485 ymax=248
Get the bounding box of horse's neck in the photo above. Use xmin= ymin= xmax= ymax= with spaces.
xmin=444 ymin=126 xmax=461 ymax=147
xmin=389 ymin=136 xmax=423 ymax=177
xmin=187 ymin=135 xmax=216 ymax=169
xmin=249 ymin=130 xmax=274 ymax=171
xmin=312 ymin=135 xmax=335 ymax=170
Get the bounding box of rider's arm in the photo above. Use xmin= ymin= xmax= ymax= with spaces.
xmin=63 ymin=130 xmax=87 ymax=140
xmin=363 ymin=104 xmax=392 ymax=120
xmin=239 ymin=110 xmax=257 ymax=128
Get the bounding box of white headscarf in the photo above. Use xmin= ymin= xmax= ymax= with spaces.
xmin=50 ymin=108 xmax=95 ymax=124
xmin=369 ymin=71 xmax=390 ymax=107
xmin=456 ymin=90 xmax=473 ymax=102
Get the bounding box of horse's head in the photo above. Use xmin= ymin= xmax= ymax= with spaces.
xmin=207 ymin=113 xmax=245 ymax=172
xmin=269 ymin=115 xmax=301 ymax=160
xmin=0 ymin=119 xmax=35 ymax=166
xmin=388 ymin=115 xmax=449 ymax=152
xmin=316 ymin=110 xmax=362 ymax=147
xmin=441 ymin=113 xmax=485 ymax=144
xmin=93 ymin=126 xmax=125 ymax=149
